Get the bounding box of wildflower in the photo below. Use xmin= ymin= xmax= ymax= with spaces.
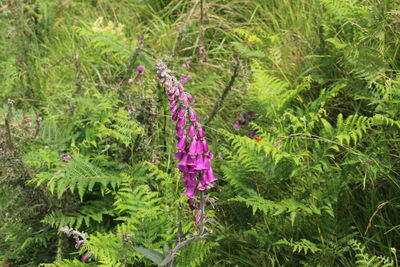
xmin=255 ymin=137 xmax=263 ymax=143
xmin=60 ymin=154 xmax=72 ymax=160
xmin=181 ymin=75 xmax=193 ymax=84
xmin=138 ymin=34 xmax=144 ymax=40
xmin=236 ymin=115 xmax=245 ymax=122
xmin=198 ymin=47 xmax=205 ymax=55
xmin=156 ymin=61 xmax=217 ymax=202
xmin=246 ymin=111 xmax=255 ymax=119
xmin=233 ymin=123 xmax=241 ymax=130
xmin=81 ymin=253 xmax=89 ymax=262
xmin=136 ymin=65 xmax=145 ymax=73
xmin=248 ymin=130 xmax=257 ymax=139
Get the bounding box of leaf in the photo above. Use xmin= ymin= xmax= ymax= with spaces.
xmin=134 ymin=247 xmax=163 ymax=265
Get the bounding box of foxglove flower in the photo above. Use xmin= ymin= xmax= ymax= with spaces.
xmin=156 ymin=61 xmax=217 ymax=203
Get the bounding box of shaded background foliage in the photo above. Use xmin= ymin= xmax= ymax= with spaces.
xmin=0 ymin=0 xmax=399 ymax=266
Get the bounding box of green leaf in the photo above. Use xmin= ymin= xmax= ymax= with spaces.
xmin=134 ymin=247 xmax=163 ymax=265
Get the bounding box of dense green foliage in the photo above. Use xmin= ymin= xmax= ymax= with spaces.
xmin=1 ymin=0 xmax=399 ymax=266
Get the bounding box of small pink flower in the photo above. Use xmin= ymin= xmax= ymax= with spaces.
xmin=233 ymin=123 xmax=241 ymax=130
xmin=61 ymin=154 xmax=72 ymax=160
xmin=81 ymin=253 xmax=89 ymax=262
xmin=236 ymin=115 xmax=245 ymax=122
xmin=138 ymin=35 xmax=144 ymax=40
xmin=136 ymin=65 xmax=145 ymax=73
xmin=181 ymin=75 xmax=192 ymax=83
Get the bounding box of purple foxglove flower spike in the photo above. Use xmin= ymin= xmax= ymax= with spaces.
xmin=156 ymin=60 xmax=217 ymax=202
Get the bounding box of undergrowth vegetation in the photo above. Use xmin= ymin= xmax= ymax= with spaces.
xmin=1 ymin=0 xmax=399 ymax=266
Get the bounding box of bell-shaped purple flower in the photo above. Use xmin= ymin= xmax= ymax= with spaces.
xmin=203 ymin=156 xmax=211 ymax=170
xmin=168 ymin=94 xmax=175 ymax=101
xmin=173 ymin=152 xmax=184 ymax=160
xmin=188 ymin=124 xmax=196 ymax=138
xmin=187 ymin=93 xmax=195 ymax=103
xmin=202 ymin=140 xmax=209 ymax=153
xmin=201 ymin=167 xmax=217 ymax=185
xmin=178 ymin=108 xmax=186 ymax=118
xmin=196 ymin=140 xmax=204 ymax=154
xmin=187 ymin=156 xmax=197 ymax=166
xmin=183 ymin=184 xmax=196 ymax=198
xmin=188 ymin=139 xmax=198 ymax=156
xmin=172 ymin=112 xmax=179 ymax=121
xmin=197 ymin=127 xmax=205 ymax=138
xmin=189 ymin=108 xmax=197 ymax=122
xmin=176 ymin=136 xmax=187 ymax=150
xmin=197 ymin=180 xmax=210 ymax=191
xmin=177 ymin=117 xmax=186 ymax=127
xmin=176 ymin=127 xmax=185 ymax=137
xmin=177 ymin=154 xmax=189 ymax=172
xmin=170 ymin=104 xmax=178 ymax=114
xmin=194 ymin=154 xmax=205 ymax=170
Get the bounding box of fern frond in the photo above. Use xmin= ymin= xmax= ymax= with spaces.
xmin=30 ymin=157 xmax=122 ymax=201
xmin=42 ymin=199 xmax=115 ymax=229
xmin=349 ymin=240 xmax=394 ymax=267
xmin=275 ymin=238 xmax=321 ymax=255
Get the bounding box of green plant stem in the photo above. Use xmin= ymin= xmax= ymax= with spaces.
xmin=164 ymin=191 xmax=206 ymax=266
xmin=120 ymin=40 xmax=144 ymax=90
xmin=205 ymin=60 xmax=240 ymax=126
